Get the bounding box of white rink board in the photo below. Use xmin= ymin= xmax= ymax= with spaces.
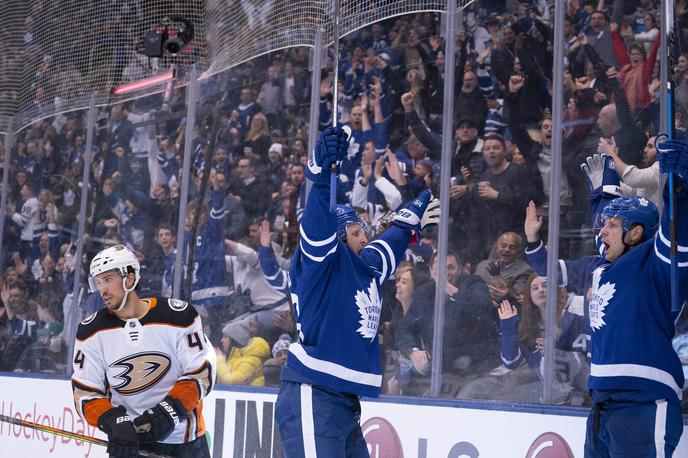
xmin=1 ymin=375 xmax=687 ymax=457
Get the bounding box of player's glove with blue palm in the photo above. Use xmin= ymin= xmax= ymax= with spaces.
xmin=97 ymin=406 xmax=139 ymax=458
xmin=580 ymin=153 xmax=622 ymax=198
xmin=393 ymin=189 xmax=440 ymax=236
xmin=656 ymin=139 xmax=688 ymax=187
xmin=306 ymin=126 xmax=351 ymax=185
xmin=133 ymin=395 xmax=187 ymax=443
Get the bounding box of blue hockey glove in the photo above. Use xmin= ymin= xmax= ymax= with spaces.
xmin=580 ymin=153 xmax=622 ymax=197
xmin=98 ymin=406 xmax=139 ymax=458
xmin=656 ymin=139 xmax=688 ymax=186
xmin=306 ymin=126 xmax=351 ymax=184
xmin=133 ymin=396 xmax=187 ymax=443
xmin=393 ymin=189 xmax=440 ymax=235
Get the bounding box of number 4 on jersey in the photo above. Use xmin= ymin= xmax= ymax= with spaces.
xmin=74 ymin=350 xmax=85 ymax=369
xmin=186 ymin=332 xmax=204 ymax=351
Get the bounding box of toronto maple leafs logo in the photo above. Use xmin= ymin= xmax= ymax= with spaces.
xmin=355 ymin=279 xmax=381 ymax=340
xmin=590 ymin=267 xmax=616 ymax=331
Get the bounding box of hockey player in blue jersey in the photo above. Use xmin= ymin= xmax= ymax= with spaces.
xmin=570 ymin=141 xmax=688 ymax=456
xmin=275 ymin=126 xmax=440 ymax=457
xmin=525 ymin=147 xmax=688 ymax=455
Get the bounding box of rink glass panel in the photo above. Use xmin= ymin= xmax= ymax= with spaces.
xmin=1 ymin=3 xmax=686 ymax=415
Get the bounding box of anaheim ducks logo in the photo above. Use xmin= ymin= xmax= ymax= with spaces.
xmin=109 ymin=352 xmax=171 ymax=395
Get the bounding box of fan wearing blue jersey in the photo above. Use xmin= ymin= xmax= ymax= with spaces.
xmin=577 ymin=140 xmax=688 ymax=457
xmin=275 ymin=126 xmax=440 ymax=458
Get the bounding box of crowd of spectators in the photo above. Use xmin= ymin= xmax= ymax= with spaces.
xmin=2 ymin=0 xmax=686 ymax=407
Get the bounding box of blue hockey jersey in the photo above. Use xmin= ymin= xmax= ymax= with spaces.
xmin=528 ymin=185 xmax=688 ymax=403
xmin=587 ymin=186 xmax=688 ymax=403
xmin=183 ymin=190 xmax=231 ymax=307
xmin=525 ymin=242 xmax=594 ymax=358
xmin=282 ymin=181 xmax=412 ymax=397
xmin=161 ymin=250 xmax=176 ymax=298
xmin=258 ymin=245 xmax=290 ymax=295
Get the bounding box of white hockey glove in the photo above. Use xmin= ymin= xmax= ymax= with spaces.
xmin=393 ymin=189 xmax=440 ymax=235
xmin=580 ymin=153 xmax=622 ymax=197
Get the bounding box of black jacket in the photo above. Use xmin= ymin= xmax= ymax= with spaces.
xmin=395 ymin=274 xmax=499 ymax=375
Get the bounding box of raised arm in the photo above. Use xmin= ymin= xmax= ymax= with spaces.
xmin=652 ymin=140 xmax=688 ymax=301
xmin=610 ymin=28 xmax=630 ymax=68
xmin=402 ymin=92 xmax=442 ymax=151
xmin=258 ymin=219 xmax=290 ymax=294
xmin=524 ymin=200 xmax=599 ymax=293
xmin=298 ymin=127 xmax=350 ymax=265
xmin=497 ymin=300 xmax=526 ymax=369
xmin=360 ymin=190 xmax=439 ymax=284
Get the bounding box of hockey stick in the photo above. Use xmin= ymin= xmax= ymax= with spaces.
xmin=329 ymin=0 xmax=342 ymax=212
xmin=0 ymin=414 xmax=170 ymax=458
xmin=662 ymin=0 xmax=680 ymax=312
xmin=668 ymin=88 xmax=680 ymax=313
xmin=184 ymin=106 xmax=221 ymax=303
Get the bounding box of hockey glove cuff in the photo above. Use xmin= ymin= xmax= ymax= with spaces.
xmin=133 ymin=396 xmax=187 ymax=443
xmin=656 ymin=138 xmax=688 ymax=188
xmin=393 ymin=190 xmax=440 ymax=236
xmin=97 ymin=406 xmax=139 ymax=458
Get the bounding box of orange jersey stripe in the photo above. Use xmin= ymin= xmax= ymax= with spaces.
xmin=83 ymin=398 xmax=113 ymax=427
xmin=169 ymin=380 xmax=201 ymax=413
xmin=144 ymin=297 xmax=158 ymax=309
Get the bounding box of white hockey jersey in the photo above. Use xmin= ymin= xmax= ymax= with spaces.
xmin=71 ymin=297 xmax=216 ymax=444
xmin=12 ymin=196 xmax=38 ymax=242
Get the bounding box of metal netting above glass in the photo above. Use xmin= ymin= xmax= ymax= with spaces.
xmin=0 ymin=0 xmax=476 ymax=133
xmin=2 ymin=0 xmax=207 ymax=133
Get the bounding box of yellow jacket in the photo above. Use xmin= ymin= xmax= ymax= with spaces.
xmin=216 ymin=336 xmax=270 ymax=386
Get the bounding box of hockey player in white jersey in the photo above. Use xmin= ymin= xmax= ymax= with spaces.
xmin=71 ymin=245 xmax=216 ymax=458
xmin=275 ymin=126 xmax=440 ymax=457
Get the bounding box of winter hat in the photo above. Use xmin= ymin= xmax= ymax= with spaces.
xmin=272 ymin=333 xmax=292 ymax=358
xmin=269 ymin=143 xmax=284 ymax=156
xmin=478 ymin=74 xmax=496 ymax=99
xmin=222 ymin=320 xmax=250 ymax=346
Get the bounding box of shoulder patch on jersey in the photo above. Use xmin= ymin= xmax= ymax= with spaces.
xmin=76 ymin=309 xmax=125 ymax=341
xmin=168 ymin=298 xmax=188 ymax=311
xmin=81 ymin=312 xmax=97 ymax=325
xmin=141 ymin=297 xmax=198 ymax=328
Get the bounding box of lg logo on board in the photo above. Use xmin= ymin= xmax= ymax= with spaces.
xmin=362 ymin=417 xmax=404 ymax=458
xmin=525 ymin=432 xmax=575 ymax=458
xmin=362 ymin=416 xmax=574 ymax=458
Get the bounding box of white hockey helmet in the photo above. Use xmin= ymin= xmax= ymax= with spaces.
xmin=88 ymin=244 xmax=141 ymax=293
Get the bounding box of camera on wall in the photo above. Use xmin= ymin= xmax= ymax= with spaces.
xmin=142 ymin=16 xmax=194 ymax=58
